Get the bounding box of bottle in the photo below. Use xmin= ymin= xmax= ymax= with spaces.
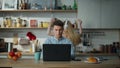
xmin=3 ymin=18 xmax=8 ymax=27
xmin=73 ymin=0 xmax=77 ymax=10
xmin=62 ymin=4 xmax=66 ymax=10
xmin=22 ymin=20 xmax=27 ymax=27
xmin=19 ymin=0 xmax=27 ymax=9
xmin=112 ymin=42 xmax=117 ymax=53
xmin=99 ymin=44 xmax=105 ymax=53
xmin=54 ymin=0 xmax=58 ymax=9
xmin=7 ymin=17 xmax=12 ymax=27
xmin=39 ymin=21 xmax=43 ymax=28
xmin=17 ymin=18 xmax=22 ymax=27
xmin=12 ymin=19 xmax=17 ymax=27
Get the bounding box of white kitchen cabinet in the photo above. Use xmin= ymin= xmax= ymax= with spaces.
xmin=78 ymin=0 xmax=120 ymax=29
xmin=77 ymin=0 xmax=101 ymax=28
xmin=101 ymin=0 xmax=120 ymax=28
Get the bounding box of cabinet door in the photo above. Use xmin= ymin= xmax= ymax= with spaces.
xmin=78 ymin=0 xmax=101 ymax=28
xmin=101 ymin=0 xmax=120 ymax=28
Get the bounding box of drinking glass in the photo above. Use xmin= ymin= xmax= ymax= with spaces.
xmin=34 ymin=51 xmax=41 ymax=62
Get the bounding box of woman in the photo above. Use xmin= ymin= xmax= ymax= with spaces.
xmin=47 ymin=18 xmax=82 ymax=46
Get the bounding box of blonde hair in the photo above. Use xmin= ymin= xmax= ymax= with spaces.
xmin=63 ymin=21 xmax=81 ymax=46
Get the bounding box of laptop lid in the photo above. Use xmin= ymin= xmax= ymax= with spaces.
xmin=43 ymin=44 xmax=71 ymax=61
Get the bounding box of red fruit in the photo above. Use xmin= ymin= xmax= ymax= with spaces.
xmin=15 ymin=54 xmax=19 ymax=58
xmin=12 ymin=56 xmax=18 ymax=61
xmin=9 ymin=51 xmax=15 ymax=57
xmin=16 ymin=52 xmax=22 ymax=58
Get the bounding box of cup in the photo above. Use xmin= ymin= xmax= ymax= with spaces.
xmin=34 ymin=51 xmax=41 ymax=61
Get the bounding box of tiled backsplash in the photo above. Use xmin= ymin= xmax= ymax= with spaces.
xmin=1 ymin=29 xmax=119 ymax=52
xmin=86 ymin=30 xmax=119 ymax=50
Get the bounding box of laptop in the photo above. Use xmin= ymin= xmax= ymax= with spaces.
xmin=43 ymin=44 xmax=71 ymax=61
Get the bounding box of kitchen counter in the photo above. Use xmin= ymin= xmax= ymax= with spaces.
xmin=0 ymin=59 xmax=120 ymax=68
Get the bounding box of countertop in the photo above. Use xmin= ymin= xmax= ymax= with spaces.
xmin=0 ymin=58 xmax=120 ymax=68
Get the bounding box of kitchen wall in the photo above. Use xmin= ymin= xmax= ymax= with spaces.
xmin=77 ymin=0 xmax=120 ymax=51
xmin=88 ymin=30 xmax=119 ymax=50
xmin=0 ymin=0 xmax=120 ymax=51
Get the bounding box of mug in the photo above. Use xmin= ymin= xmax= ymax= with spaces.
xmin=34 ymin=51 xmax=41 ymax=61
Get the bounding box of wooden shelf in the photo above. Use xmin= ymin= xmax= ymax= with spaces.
xmin=1 ymin=27 xmax=120 ymax=30
xmin=0 ymin=10 xmax=77 ymax=12
xmin=0 ymin=27 xmax=47 ymax=29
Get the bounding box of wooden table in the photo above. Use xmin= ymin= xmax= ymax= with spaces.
xmin=0 ymin=59 xmax=120 ymax=68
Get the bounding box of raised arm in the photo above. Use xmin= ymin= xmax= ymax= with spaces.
xmin=77 ymin=19 xmax=82 ymax=35
xmin=47 ymin=24 xmax=53 ymax=36
xmin=47 ymin=18 xmax=57 ymax=36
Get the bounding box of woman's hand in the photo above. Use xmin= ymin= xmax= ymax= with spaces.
xmin=76 ymin=19 xmax=82 ymax=35
xmin=49 ymin=18 xmax=57 ymax=27
xmin=77 ymin=19 xmax=82 ymax=25
xmin=47 ymin=18 xmax=57 ymax=36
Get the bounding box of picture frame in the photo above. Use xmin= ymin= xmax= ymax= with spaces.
xmin=30 ymin=19 xmax=38 ymax=27
xmin=2 ymin=0 xmax=17 ymax=10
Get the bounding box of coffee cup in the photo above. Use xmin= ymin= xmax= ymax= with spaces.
xmin=34 ymin=51 xmax=41 ymax=61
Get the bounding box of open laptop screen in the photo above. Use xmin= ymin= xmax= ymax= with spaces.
xmin=43 ymin=44 xmax=71 ymax=61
